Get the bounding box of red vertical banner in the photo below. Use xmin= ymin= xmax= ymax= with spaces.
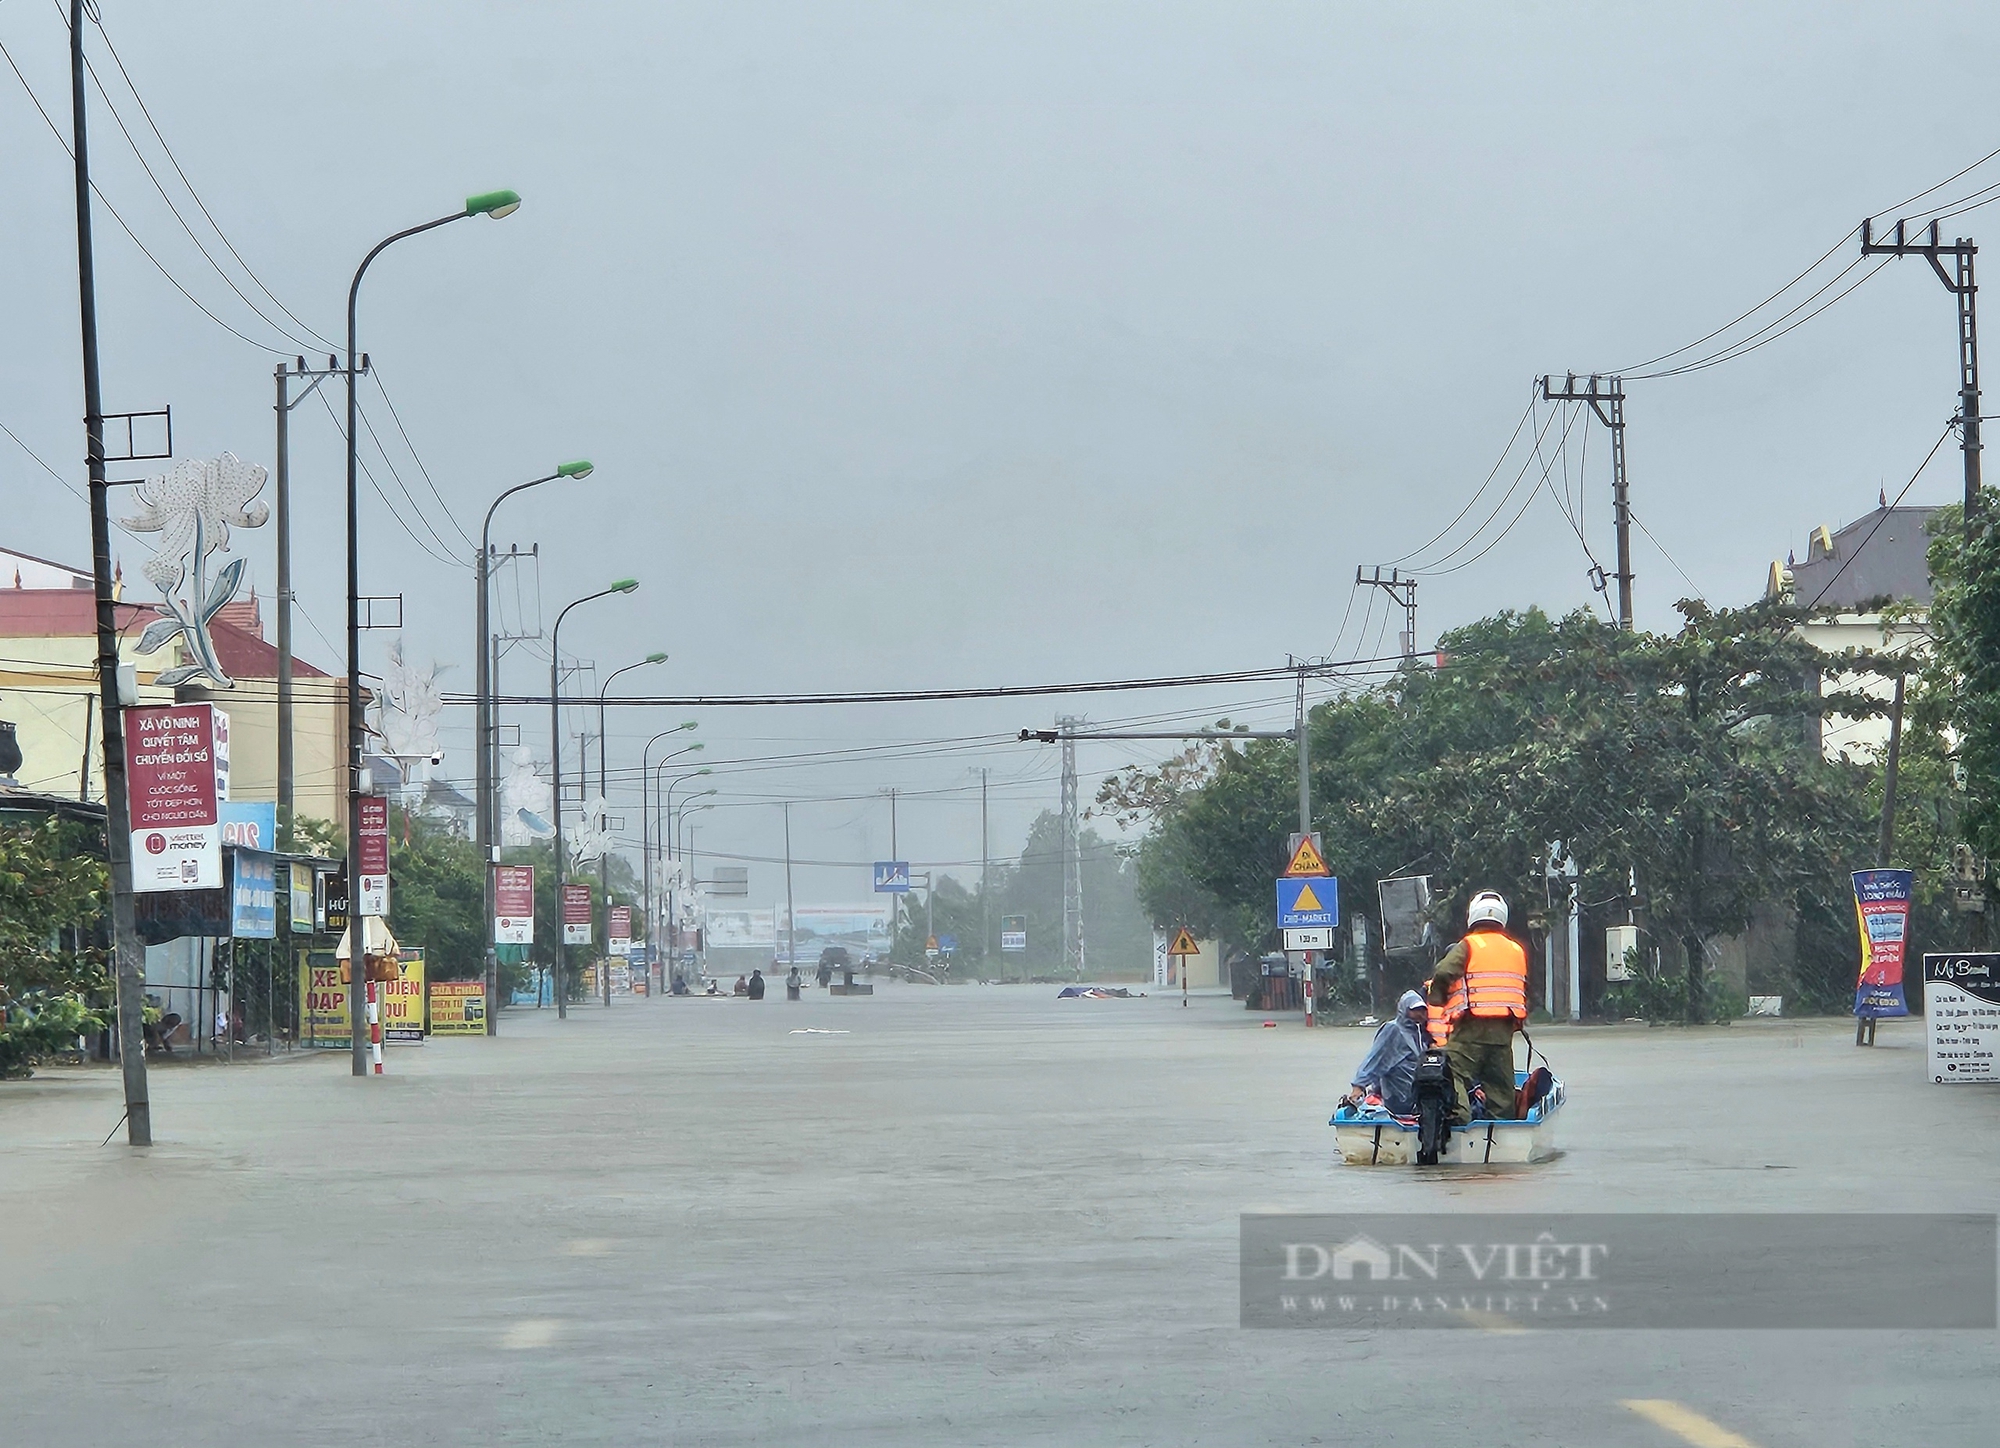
xmin=123 ymin=702 xmax=222 ymax=891
xmin=608 ymin=905 xmax=632 ymax=956
xmin=357 ymin=797 xmax=390 ymax=917
xmin=561 ymin=883 xmax=594 ymax=945
xmin=494 ymin=864 xmax=535 ymax=945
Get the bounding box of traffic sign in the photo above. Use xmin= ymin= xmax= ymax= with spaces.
xmin=1283 ymin=833 xmax=1330 ymax=878
xmin=1283 ymin=927 xmax=1332 ymax=952
xmin=1168 ymin=927 xmax=1201 ymax=956
xmin=1001 ymin=914 xmax=1027 ymax=951
xmin=873 ymin=861 xmax=911 ymax=893
xmin=939 ymin=934 xmax=957 ymax=954
xmin=1276 ymin=876 xmax=1338 ymax=930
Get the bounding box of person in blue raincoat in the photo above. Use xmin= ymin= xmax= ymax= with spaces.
xmin=1338 ymin=990 xmax=1430 ymax=1117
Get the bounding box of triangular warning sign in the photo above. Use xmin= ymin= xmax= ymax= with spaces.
xmin=1168 ymin=927 xmax=1200 ymax=956
xmin=1291 ymin=881 xmax=1324 ymax=913
xmin=1284 ymin=835 xmax=1330 ymax=877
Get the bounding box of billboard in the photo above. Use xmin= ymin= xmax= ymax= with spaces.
xmin=608 ymin=905 xmax=632 ymax=957
xmin=219 ymin=800 xmax=277 ymax=852
xmin=561 ymin=883 xmax=593 ymax=945
xmin=707 ymin=909 xmax=776 ymax=950
xmin=775 ymin=903 xmax=892 ymax=956
xmin=123 ymin=702 xmax=223 ymax=892
xmin=494 ymin=864 xmax=534 ymax=945
xmin=357 ymin=796 xmax=390 ymax=917
xmin=379 ymin=948 xmax=425 ymax=1045
xmin=288 ymin=862 xmax=316 ymax=933
xmin=300 ymin=951 xmax=349 ymax=1048
xmin=1853 ymin=869 xmax=1914 ymax=1018
xmin=229 ymin=850 xmax=277 ymax=939
xmin=430 ymin=981 xmax=486 ymax=1036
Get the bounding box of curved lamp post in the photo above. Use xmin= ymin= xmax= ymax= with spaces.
xmin=592 ymin=652 xmax=671 ymax=1005
xmin=476 ymin=458 xmax=592 ymax=1033
xmin=640 ymin=733 xmax=701 ymax=987
xmin=344 ymin=188 xmax=520 ymax=1077
xmin=549 ymin=578 xmax=638 ymax=1017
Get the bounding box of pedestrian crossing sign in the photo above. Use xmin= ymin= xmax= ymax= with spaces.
xmin=1284 ymin=834 xmax=1330 ymax=877
xmin=1168 ymin=927 xmax=1201 ymax=957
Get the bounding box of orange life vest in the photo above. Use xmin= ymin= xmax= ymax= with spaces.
xmin=1436 ymin=929 xmax=1529 ymax=1037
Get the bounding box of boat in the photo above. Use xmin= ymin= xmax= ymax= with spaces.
xmin=1330 ymin=1072 xmax=1565 ymax=1165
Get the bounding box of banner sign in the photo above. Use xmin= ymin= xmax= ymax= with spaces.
xmin=429 ymin=980 xmax=486 ymax=1036
xmin=561 ymin=883 xmax=593 ymax=946
xmin=1924 ymin=954 xmax=2000 ymax=1083
xmin=608 ymin=905 xmax=632 ymax=956
xmin=1852 ymin=869 xmax=1914 ymax=1018
xmin=322 ymin=868 xmax=349 ymax=935
xmin=300 ymin=951 xmax=349 ymax=1048
xmin=494 ymin=864 xmax=535 ymax=945
xmin=123 ymin=702 xmax=223 ymax=892
xmin=380 ymin=948 xmax=425 ymax=1045
xmin=219 ymin=800 xmax=276 ymax=851
xmin=229 ymin=849 xmax=277 ymax=939
xmin=357 ymin=796 xmax=390 ymax=917
xmin=1002 ymin=914 xmax=1027 ymax=952
xmin=289 ymin=862 xmax=316 ymax=933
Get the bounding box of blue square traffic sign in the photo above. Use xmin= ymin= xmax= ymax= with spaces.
xmin=873 ymin=861 xmax=911 ymax=893
xmin=1275 ymin=875 xmax=1338 ymax=929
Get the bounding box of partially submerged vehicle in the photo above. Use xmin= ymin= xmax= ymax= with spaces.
xmin=1330 ymin=1069 xmax=1565 ymax=1166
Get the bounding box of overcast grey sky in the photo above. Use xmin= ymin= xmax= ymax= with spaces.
xmin=2 ymin=2 xmax=1992 ymax=904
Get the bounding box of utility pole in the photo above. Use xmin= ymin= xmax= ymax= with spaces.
xmin=1861 ymin=219 xmax=1981 ymax=534
xmin=273 ymin=357 xmax=343 ymax=850
xmin=1057 ymin=715 xmax=1085 ymax=979
xmin=69 ymin=0 xmax=149 ymax=1144
xmin=1538 ymin=373 xmax=1633 ymax=629
xmin=1355 ymin=567 xmax=1419 ymax=662
xmin=783 ymin=802 xmax=796 ymax=976
xmin=980 ymin=767 xmax=990 ymax=970
xmin=886 ymin=787 xmax=899 ymax=950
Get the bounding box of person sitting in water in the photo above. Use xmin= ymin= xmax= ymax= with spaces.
xmin=1337 ymin=990 xmax=1430 ymax=1118
xmin=747 ymin=968 xmax=766 ymax=1000
xmin=732 ymin=975 xmax=749 ymax=996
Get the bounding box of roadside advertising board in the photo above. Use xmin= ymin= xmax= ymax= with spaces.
xmin=562 ymin=883 xmax=593 ymax=945
xmin=123 ymin=702 xmax=224 ymax=891
xmin=229 ymin=850 xmax=277 ymax=939
xmin=288 ymin=862 xmax=316 ymax=933
xmin=1924 ymin=953 xmax=2000 ymax=1083
xmin=357 ymin=796 xmax=390 ymax=917
xmin=380 ymin=948 xmax=425 ymax=1045
xmin=300 ymin=951 xmax=349 ymax=1047
xmin=219 ymin=800 xmax=275 ymax=851
xmin=608 ymin=905 xmax=632 ymax=957
xmin=1853 ymin=869 xmax=1914 ymax=1018
xmin=429 ymin=980 xmax=486 ymax=1036
xmin=1001 ymin=914 xmax=1027 ymax=952
xmin=494 ymin=864 xmax=534 ymax=945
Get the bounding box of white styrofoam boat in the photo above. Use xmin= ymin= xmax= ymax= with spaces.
xmin=1330 ymin=1072 xmax=1564 ymax=1166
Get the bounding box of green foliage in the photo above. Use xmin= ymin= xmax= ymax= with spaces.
xmin=1120 ymin=602 xmax=1891 ymax=1021
xmin=388 ymin=807 xmax=486 ymax=980
xmin=0 ymin=817 xmax=112 ymax=1077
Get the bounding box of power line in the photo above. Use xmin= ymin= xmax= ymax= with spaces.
xmin=1805 ymin=424 xmax=1955 ymax=610
xmin=370 ymin=366 xmax=475 ymax=548
xmin=314 ymin=390 xmax=470 ymax=571
xmin=1386 ymin=392 xmax=1540 ymax=568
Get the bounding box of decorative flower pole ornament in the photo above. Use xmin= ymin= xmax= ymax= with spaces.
xmin=122 ymin=452 xmax=269 ymax=688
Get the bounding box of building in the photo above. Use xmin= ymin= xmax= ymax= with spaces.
xmin=0 ymin=555 xmax=352 ymax=829
xmin=1765 ymin=501 xmax=1938 ymax=760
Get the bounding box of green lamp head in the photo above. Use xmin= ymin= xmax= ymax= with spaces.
xmin=556 ymin=459 xmax=594 ymax=479
xmin=611 ymin=578 xmax=639 ymax=594
xmin=467 ymin=189 xmax=522 ymax=219
xmin=644 ymin=652 xmax=669 ymax=665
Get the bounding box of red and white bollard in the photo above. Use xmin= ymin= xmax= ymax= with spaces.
xmin=1303 ymin=969 xmax=1314 ymax=1027
xmin=367 ymin=980 xmax=383 ymax=1074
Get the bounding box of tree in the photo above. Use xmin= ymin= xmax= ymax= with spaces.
xmin=0 ymin=817 xmax=112 ymax=1077
xmin=1122 ymin=602 xmax=1886 ymax=1021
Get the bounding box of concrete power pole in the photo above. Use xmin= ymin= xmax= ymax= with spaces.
xmin=1057 ymin=715 xmax=1084 ymax=979
xmin=1861 ymin=219 xmax=1982 ymax=535
xmin=980 ymin=767 xmax=990 ymax=970
xmin=1356 ymin=568 xmax=1418 ymax=663
xmin=1539 ymin=374 xmax=1633 ymax=630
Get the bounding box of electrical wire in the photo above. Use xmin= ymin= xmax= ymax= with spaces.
xmin=314 ymin=390 xmax=470 ymax=571
xmin=1805 ymin=424 xmax=1955 ymax=610
xmin=369 ymin=366 xmax=475 ymax=549
xmin=353 ymin=397 xmax=471 ymax=561
xmin=0 ymin=34 xmax=289 ymax=355
xmin=1626 ymin=508 xmax=1705 ymax=603
xmin=1628 ymin=254 xmax=1893 ymax=381
xmin=1385 ymin=392 xmax=1540 ymax=568
xmin=1410 ymin=400 xmax=1583 ymax=575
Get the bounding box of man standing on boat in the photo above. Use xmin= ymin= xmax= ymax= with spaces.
xmin=1425 ymin=890 xmax=1529 ymax=1126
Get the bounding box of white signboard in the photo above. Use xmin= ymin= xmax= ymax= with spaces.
xmin=1152 ymin=933 xmax=1168 ymax=987
xmin=1925 ymin=954 xmax=2000 ymax=1083
xmin=1283 ymin=927 xmax=1333 ymax=952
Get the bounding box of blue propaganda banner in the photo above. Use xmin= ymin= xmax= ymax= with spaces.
xmin=1852 ymin=868 xmax=1913 ymax=1018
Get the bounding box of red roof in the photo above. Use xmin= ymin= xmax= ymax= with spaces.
xmin=0 ymin=589 xmax=329 ymax=679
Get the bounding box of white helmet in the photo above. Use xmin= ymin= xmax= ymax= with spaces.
xmin=1466 ymin=890 xmax=1509 ymax=929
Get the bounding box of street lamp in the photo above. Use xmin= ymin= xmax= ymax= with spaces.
xmin=641 ymin=733 xmax=701 ymax=988
xmin=550 ymin=578 xmax=639 ymax=1018
xmin=345 ymin=188 xmax=520 ymax=1078
xmin=677 ymin=798 xmax=718 ymax=968
xmin=592 ymin=652 xmax=671 ymax=1006
xmin=476 ymin=458 xmax=593 ymax=1034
